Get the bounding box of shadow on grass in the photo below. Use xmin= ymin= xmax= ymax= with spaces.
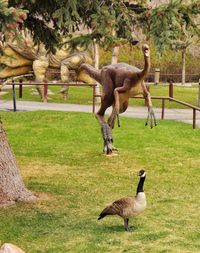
xmin=97 ymin=224 xmax=125 ymax=233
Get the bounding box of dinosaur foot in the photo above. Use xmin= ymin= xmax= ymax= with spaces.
xmin=101 ymin=123 xmax=118 ymax=155
xmin=145 ymin=107 xmax=157 ymax=128
xmin=104 ymin=143 xmax=118 ymax=156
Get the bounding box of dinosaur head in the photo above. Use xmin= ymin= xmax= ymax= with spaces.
xmin=130 ymin=32 xmax=139 ymax=46
xmin=142 ymin=44 xmax=150 ymax=57
xmin=131 ymin=37 xmax=139 ymax=46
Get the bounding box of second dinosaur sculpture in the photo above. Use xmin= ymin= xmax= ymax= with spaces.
xmin=0 ymin=41 xmax=95 ymax=98
xmin=79 ymin=44 xmax=157 ymax=154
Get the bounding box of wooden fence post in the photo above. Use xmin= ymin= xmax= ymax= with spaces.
xmin=43 ymin=81 xmax=48 ymax=102
xmin=168 ymin=79 xmax=174 ymax=98
xmin=193 ymin=109 xmax=196 ymax=129
xmin=154 ymin=68 xmax=160 ymax=85
xmin=161 ymin=98 xmax=165 ymax=120
xmin=12 ymin=80 xmax=16 ymax=112
xmin=198 ymin=79 xmax=200 ymax=107
xmin=19 ymin=79 xmax=23 ymax=98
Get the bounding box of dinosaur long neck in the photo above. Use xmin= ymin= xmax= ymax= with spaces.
xmin=139 ymin=54 xmax=150 ymax=80
xmin=136 ymin=176 xmax=146 ymax=194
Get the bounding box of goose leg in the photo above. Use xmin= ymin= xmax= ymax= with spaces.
xmin=124 ymin=218 xmax=134 ymax=232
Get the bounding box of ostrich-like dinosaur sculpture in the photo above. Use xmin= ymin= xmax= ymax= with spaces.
xmin=79 ymin=44 xmax=157 ymax=154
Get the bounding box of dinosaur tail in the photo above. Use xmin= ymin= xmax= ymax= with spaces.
xmin=79 ymin=63 xmax=101 ymax=84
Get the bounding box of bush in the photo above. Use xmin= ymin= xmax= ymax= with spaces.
xmin=99 ymin=44 xmax=200 ymax=83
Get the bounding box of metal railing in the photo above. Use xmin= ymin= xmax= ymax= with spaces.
xmin=5 ymin=80 xmax=97 ymax=113
xmin=2 ymin=75 xmax=200 ymax=129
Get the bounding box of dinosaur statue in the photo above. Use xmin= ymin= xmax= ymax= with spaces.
xmin=0 ymin=40 xmax=95 ymax=97
xmin=79 ymin=44 xmax=157 ymax=155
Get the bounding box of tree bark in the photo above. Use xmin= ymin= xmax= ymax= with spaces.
xmin=93 ymin=40 xmax=101 ymax=103
xmin=181 ymin=47 xmax=186 ymax=85
xmin=198 ymin=80 xmax=200 ymax=107
xmin=111 ymin=46 xmax=120 ymax=64
xmin=0 ymin=121 xmax=36 ymax=207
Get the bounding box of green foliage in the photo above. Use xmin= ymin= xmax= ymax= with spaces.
xmin=70 ymin=0 xmax=143 ymax=49
xmin=0 ymin=0 xmax=28 ymax=43
xmin=2 ymin=0 xmax=200 ymax=54
xmin=143 ymin=0 xmax=200 ymax=54
xmin=5 ymin=0 xmax=145 ymax=51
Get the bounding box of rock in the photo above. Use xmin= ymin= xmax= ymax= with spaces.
xmin=0 ymin=243 xmax=26 ymax=253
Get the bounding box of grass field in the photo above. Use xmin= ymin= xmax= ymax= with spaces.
xmin=1 ymin=83 xmax=199 ymax=109
xmin=0 ymin=111 xmax=200 ymax=253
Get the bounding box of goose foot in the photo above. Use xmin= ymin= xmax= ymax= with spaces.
xmin=124 ymin=218 xmax=135 ymax=232
xmin=125 ymin=226 xmax=135 ymax=232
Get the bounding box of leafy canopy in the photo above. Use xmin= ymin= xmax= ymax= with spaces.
xmin=5 ymin=0 xmax=146 ymax=51
xmin=141 ymin=0 xmax=200 ymax=54
xmin=0 ymin=0 xmax=27 ymax=42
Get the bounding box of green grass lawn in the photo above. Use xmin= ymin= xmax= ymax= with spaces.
xmin=0 ymin=111 xmax=200 ymax=253
xmin=1 ymin=83 xmax=199 ymax=109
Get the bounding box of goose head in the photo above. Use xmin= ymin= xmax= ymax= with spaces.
xmin=138 ymin=169 xmax=146 ymax=178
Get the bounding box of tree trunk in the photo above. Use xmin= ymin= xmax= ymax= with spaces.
xmin=198 ymin=79 xmax=200 ymax=107
xmin=0 ymin=121 xmax=36 ymax=207
xmin=93 ymin=40 xmax=101 ymax=103
xmin=181 ymin=47 xmax=186 ymax=85
xmin=111 ymin=46 xmax=120 ymax=64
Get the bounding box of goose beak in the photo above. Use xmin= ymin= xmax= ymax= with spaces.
xmin=137 ymin=169 xmax=146 ymax=177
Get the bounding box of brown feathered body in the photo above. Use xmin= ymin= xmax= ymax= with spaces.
xmin=98 ymin=170 xmax=147 ymax=231
xmin=98 ymin=192 xmax=146 ymax=220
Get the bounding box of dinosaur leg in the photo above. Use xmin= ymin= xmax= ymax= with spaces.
xmin=142 ymin=83 xmax=157 ymax=128
xmin=33 ymin=57 xmax=49 ymax=100
xmin=107 ymin=106 xmax=127 ymax=129
xmin=114 ymin=84 xmax=130 ymax=127
xmin=108 ymin=106 xmax=117 ymax=129
xmin=60 ymin=63 xmax=70 ymax=99
xmin=96 ymin=103 xmax=117 ymax=154
xmin=95 ymin=68 xmax=118 ymax=154
xmin=60 ymin=54 xmax=85 ymax=98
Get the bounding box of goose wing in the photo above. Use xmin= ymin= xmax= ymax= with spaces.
xmin=99 ymin=196 xmax=135 ymax=219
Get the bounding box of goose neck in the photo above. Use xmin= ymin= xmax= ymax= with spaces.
xmin=136 ymin=176 xmax=146 ymax=194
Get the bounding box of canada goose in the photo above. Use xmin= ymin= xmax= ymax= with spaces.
xmin=98 ymin=169 xmax=147 ymax=231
